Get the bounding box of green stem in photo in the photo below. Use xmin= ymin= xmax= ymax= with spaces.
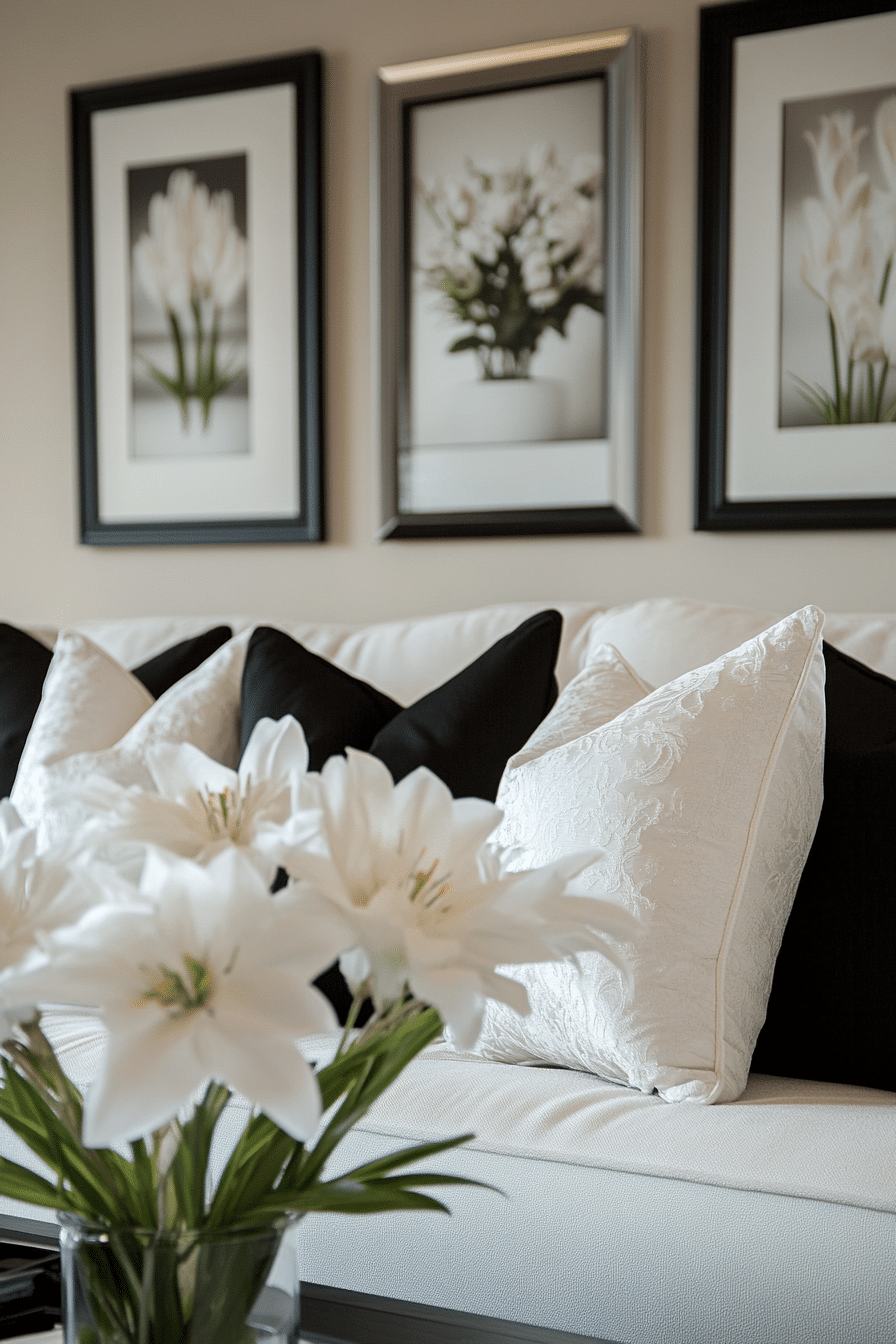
xmin=845 ymin=355 xmax=855 ymax=424
xmin=202 ymin=313 xmax=221 ymax=428
xmin=828 ymin=309 xmax=844 ymax=420
xmin=874 ymin=361 xmax=892 ymax=420
xmin=166 ymin=310 xmax=190 ymax=427
xmin=191 ymin=297 xmax=206 ymax=411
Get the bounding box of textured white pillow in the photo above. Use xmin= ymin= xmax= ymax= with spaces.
xmin=12 ymin=629 xmax=249 ymax=850
xmin=476 ymin=607 xmax=826 ymax=1105
xmin=506 ymin=643 xmax=653 ymax=771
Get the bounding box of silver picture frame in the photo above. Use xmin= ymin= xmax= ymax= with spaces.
xmin=375 ymin=28 xmax=643 ymax=539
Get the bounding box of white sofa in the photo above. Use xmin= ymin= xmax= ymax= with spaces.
xmin=2 ymin=597 xmax=895 ymax=1344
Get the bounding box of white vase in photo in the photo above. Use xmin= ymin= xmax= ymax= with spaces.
xmin=449 ymin=377 xmax=565 ymax=444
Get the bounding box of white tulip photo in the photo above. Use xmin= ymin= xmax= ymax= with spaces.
xmin=780 ymin=85 xmax=896 ymax=427
xmin=128 ymin=153 xmax=251 ymax=458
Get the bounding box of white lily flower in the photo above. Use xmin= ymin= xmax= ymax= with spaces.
xmin=134 ymin=168 xmax=247 ymax=317
xmin=281 ymin=751 xmax=638 ymax=1050
xmin=804 ymin=112 xmax=871 ymax=224
xmin=800 ymin=197 xmax=881 ymax=358
xmin=522 ymin=250 xmax=553 ymax=294
xmin=133 ymin=190 xmax=193 ymax=316
xmin=830 ymin=276 xmax=884 ymax=363
xmin=0 ymin=802 xmax=96 ymax=1038
xmin=68 ymin=717 xmax=311 ymax=882
xmin=192 ymin=187 xmax=248 ymax=309
xmin=875 ymin=96 xmax=896 ymax=193
xmin=0 ymin=848 xmax=342 ymax=1146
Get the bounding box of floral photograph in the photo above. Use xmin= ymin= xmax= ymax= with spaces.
xmin=128 ymin=153 xmax=250 ymax=459
xmin=779 ymin=84 xmax=896 ymax=429
xmin=402 ymin=77 xmax=608 ymax=515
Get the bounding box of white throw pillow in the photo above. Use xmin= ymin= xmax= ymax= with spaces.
xmin=475 ymin=607 xmax=826 ymax=1105
xmin=12 ymin=629 xmax=250 ymax=850
xmin=507 ymin=643 xmax=653 ymax=771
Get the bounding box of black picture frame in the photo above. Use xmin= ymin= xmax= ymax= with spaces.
xmin=696 ymin=0 xmax=896 ymax=531
xmin=71 ymin=51 xmax=324 ymax=546
xmin=375 ymin=29 xmax=643 ymax=540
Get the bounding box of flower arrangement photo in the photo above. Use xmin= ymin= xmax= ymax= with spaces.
xmin=784 ymin=91 xmax=896 ymax=426
xmin=0 ymin=718 xmax=636 ymax=1344
xmin=417 ymin=142 xmax=604 ymax=382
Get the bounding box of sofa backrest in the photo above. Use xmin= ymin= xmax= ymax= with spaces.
xmin=22 ymin=597 xmax=896 ymax=701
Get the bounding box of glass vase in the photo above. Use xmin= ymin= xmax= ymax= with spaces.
xmin=58 ymin=1212 xmax=301 ymax=1344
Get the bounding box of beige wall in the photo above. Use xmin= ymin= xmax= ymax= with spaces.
xmin=1 ymin=0 xmax=894 ymax=627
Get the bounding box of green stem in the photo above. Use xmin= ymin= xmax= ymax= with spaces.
xmin=166 ymin=310 xmax=189 ymax=425
xmin=875 ymin=361 xmax=892 ymax=421
xmin=827 ymin=309 xmax=844 ymax=419
xmin=336 ymin=981 xmax=371 ymax=1058
xmin=879 ymin=253 xmax=893 ymax=307
xmin=191 ymin=296 xmax=205 ymax=403
xmin=845 ymin=355 xmax=855 ymax=424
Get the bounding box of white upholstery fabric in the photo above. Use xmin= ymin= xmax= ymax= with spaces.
xmin=11 ymin=632 xmax=154 ymax=834
xmin=4 ymin=598 xmax=894 ymax=1344
xmin=20 ymin=598 xmax=896 ymax=693
xmin=45 ymin=603 xmax=600 ymax=702
xmin=4 ymin=1021 xmax=894 ymax=1344
xmin=506 ymin=643 xmax=652 ymax=770
xmin=12 ymin=631 xmax=249 ymax=849
xmin=477 ymin=609 xmax=826 ymax=1104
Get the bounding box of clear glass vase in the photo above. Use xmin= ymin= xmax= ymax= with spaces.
xmin=58 ymin=1212 xmax=301 ymax=1344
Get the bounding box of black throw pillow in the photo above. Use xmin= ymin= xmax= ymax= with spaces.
xmin=0 ymin=623 xmax=233 ymax=802
xmin=0 ymin=624 xmax=53 ymax=800
xmin=240 ymin=610 xmax=562 ymax=800
xmin=131 ymin=626 xmax=232 ymax=700
xmin=241 ymin=611 xmax=563 ymax=1023
xmin=751 ymin=641 xmax=896 ymax=1092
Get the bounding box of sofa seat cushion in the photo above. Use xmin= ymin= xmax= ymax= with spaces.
xmin=31 ymin=1016 xmax=896 ymax=1216
xmin=4 ymin=1017 xmax=893 ymax=1344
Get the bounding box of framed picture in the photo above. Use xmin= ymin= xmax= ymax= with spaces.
xmin=71 ymin=51 xmax=324 ymax=546
xmin=375 ymin=28 xmax=643 ymax=539
xmin=696 ymin=0 xmax=896 ymax=531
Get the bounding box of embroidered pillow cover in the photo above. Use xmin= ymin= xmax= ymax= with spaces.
xmin=474 ymin=608 xmax=826 ymax=1105
xmin=11 ymin=630 xmax=249 ymax=851
xmin=0 ymin=623 xmax=232 ymax=802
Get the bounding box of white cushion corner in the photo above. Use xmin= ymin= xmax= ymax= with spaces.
xmin=13 ymin=629 xmax=250 ymax=851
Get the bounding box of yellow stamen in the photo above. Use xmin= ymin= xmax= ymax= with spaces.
xmin=139 ymin=956 xmax=212 ymax=1016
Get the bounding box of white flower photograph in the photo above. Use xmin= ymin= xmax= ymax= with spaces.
xmin=404 ymin=78 xmax=609 ymax=515
xmin=73 ymin=54 xmax=323 ymax=544
xmin=128 ymin=153 xmax=250 ymax=458
xmin=779 ymin=84 xmax=896 ymax=429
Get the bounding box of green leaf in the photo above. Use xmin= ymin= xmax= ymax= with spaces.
xmin=448 ymin=334 xmax=487 ymax=354
xmin=0 ymin=1156 xmax=76 ymax=1210
xmin=206 ymin=1113 xmax=298 ymax=1230
xmin=253 ymin=1179 xmax=452 ymax=1217
xmin=170 ymin=1083 xmax=231 ymax=1228
xmin=335 ymin=1134 xmax=475 ymax=1183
